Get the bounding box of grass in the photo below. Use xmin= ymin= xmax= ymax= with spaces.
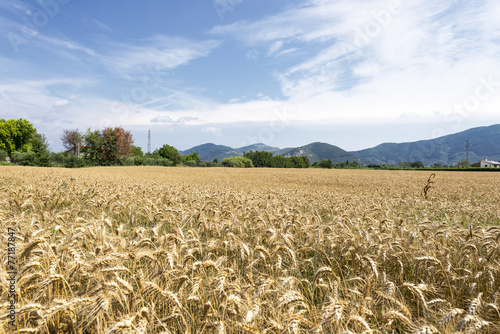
xmin=0 ymin=166 xmax=499 ymax=333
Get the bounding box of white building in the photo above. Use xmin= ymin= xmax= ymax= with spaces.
xmin=471 ymin=159 xmax=500 ymax=168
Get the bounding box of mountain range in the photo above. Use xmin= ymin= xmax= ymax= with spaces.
xmin=180 ymin=124 xmax=500 ymax=165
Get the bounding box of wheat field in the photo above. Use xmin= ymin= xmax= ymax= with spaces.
xmin=0 ymin=166 xmax=499 ymax=333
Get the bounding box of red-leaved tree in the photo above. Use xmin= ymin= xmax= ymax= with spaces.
xmin=101 ymin=127 xmax=134 ymax=162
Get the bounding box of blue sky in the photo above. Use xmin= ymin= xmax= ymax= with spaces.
xmin=1 ymin=0 xmax=500 ymax=152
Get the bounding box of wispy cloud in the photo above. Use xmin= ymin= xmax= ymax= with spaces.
xmin=212 ymin=0 xmax=500 ymax=121
xmin=150 ymin=115 xmax=199 ymax=125
xmin=102 ymin=36 xmax=221 ymax=79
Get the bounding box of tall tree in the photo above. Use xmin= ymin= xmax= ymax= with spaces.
xmin=30 ymin=132 xmax=51 ymax=167
xmin=81 ymin=128 xmax=103 ymax=164
xmin=61 ymin=129 xmax=82 ymax=156
xmin=156 ymin=144 xmax=181 ymax=165
xmin=113 ymin=127 xmax=134 ymax=159
xmin=0 ymin=118 xmax=36 ymax=156
xmin=101 ymin=127 xmax=134 ymax=163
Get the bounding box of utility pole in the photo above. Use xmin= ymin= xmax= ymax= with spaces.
xmin=148 ymin=129 xmax=151 ymax=154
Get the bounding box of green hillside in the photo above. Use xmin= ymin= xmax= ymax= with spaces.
xmin=279 ymin=142 xmax=362 ymax=164
xmin=180 ymin=143 xmax=279 ymax=162
xmin=353 ymin=124 xmax=500 ymax=165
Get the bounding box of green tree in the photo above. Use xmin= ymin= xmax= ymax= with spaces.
xmin=81 ymin=128 xmax=103 ymax=164
xmin=318 ymin=159 xmax=333 ymax=169
xmin=457 ymin=160 xmax=470 ymax=168
xmin=30 ymin=132 xmax=51 ymax=167
xmin=399 ymin=161 xmax=411 ymax=169
xmin=0 ymin=118 xmax=36 ymax=156
xmin=132 ymin=146 xmax=144 ymax=157
xmin=156 ymin=144 xmax=181 ymax=165
xmin=222 ymin=156 xmax=253 ymax=168
xmin=411 ymin=161 xmax=424 ymax=168
xmin=300 ymin=156 xmax=311 ymax=168
xmin=182 ymin=151 xmax=201 ymax=163
xmin=101 ymin=128 xmax=118 ymax=163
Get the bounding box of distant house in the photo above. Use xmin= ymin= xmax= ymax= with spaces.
xmin=471 ymin=159 xmax=500 ymax=168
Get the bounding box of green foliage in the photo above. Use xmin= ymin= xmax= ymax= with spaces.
xmin=11 ymin=151 xmax=36 ymax=166
xmin=411 ymin=161 xmax=424 ymax=168
xmin=132 ymin=146 xmax=144 ymax=157
xmin=0 ymin=118 xmax=36 ymax=156
xmin=29 ymin=132 xmax=51 ymax=167
xmin=399 ymin=161 xmax=411 ymax=169
xmin=81 ymin=128 xmax=103 ymax=163
xmin=9 ymin=132 xmax=51 ymax=167
xmin=243 ymin=150 xmax=310 ymax=168
xmin=64 ymin=155 xmax=88 ymax=168
xmin=199 ymin=161 xmax=220 ymax=167
xmin=144 ymin=157 xmax=173 ymax=166
xmin=156 ymin=144 xmax=181 ymax=165
xmin=222 ymin=156 xmax=254 ymax=168
xmin=318 ymin=159 xmax=334 ymax=169
xmin=183 ymin=160 xmax=198 ymax=167
xmin=244 ymin=151 xmax=273 ymax=167
xmin=0 ymin=149 xmax=7 ymax=162
xmin=101 ymin=127 xmax=119 ymax=164
xmin=213 ymin=158 xmax=219 ymax=164
xmin=456 ymin=159 xmax=470 ymax=168
xmin=182 ymin=151 xmax=201 ymax=163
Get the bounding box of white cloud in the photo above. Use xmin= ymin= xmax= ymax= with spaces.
xmin=211 ymin=0 xmax=500 ymax=123
xmin=150 ymin=115 xmax=199 ymax=125
xmin=202 ymin=126 xmax=222 ymax=136
xmin=52 ymin=99 xmax=70 ymax=107
xmin=103 ymin=36 xmax=221 ymax=78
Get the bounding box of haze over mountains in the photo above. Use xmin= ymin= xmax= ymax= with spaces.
xmin=181 ymin=124 xmax=500 ymax=165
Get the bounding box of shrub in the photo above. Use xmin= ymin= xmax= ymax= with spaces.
xmin=183 ymin=160 xmax=197 ymax=167
xmin=143 ymin=157 xmax=173 ymax=166
xmin=64 ymin=155 xmax=87 ymax=168
xmin=0 ymin=150 xmax=7 ymax=162
xmin=222 ymin=156 xmax=254 ymax=168
xmin=318 ymin=159 xmax=334 ymax=169
xmin=11 ymin=151 xmax=36 ymax=166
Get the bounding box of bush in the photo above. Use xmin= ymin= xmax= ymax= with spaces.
xmin=51 ymin=152 xmax=68 ymax=166
xmin=222 ymin=156 xmax=254 ymax=168
xmin=318 ymin=159 xmax=334 ymax=169
xmin=183 ymin=160 xmax=197 ymax=167
xmin=143 ymin=157 xmax=173 ymax=166
xmin=11 ymin=151 xmax=36 ymax=166
xmin=64 ymin=155 xmax=87 ymax=168
xmin=0 ymin=150 xmax=7 ymax=162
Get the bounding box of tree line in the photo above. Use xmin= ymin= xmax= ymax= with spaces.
xmin=1 ymin=118 xmax=497 ymax=169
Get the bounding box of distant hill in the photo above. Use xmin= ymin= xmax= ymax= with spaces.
xmin=180 ymin=143 xmax=280 ymax=162
xmin=278 ymin=142 xmax=363 ymax=164
xmin=238 ymin=143 xmax=281 ymax=154
xmin=353 ymin=124 xmax=500 ymax=166
xmin=179 ymin=124 xmax=500 ymax=166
